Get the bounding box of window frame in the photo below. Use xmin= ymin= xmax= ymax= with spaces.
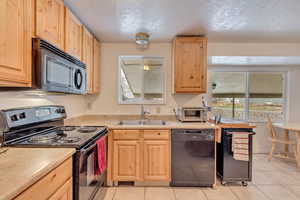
xmin=118 ymin=56 xmax=166 ymax=105
xmin=209 ymin=70 xmax=287 ymax=123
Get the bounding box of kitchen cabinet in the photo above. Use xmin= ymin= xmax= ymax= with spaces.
xmin=143 ymin=140 xmax=170 ymax=181
xmin=109 ymin=129 xmax=170 ymax=184
xmin=65 ymin=7 xmax=82 ymax=60
xmin=92 ymin=38 xmax=101 ymax=93
xmin=173 ymin=36 xmax=207 ymax=93
xmin=35 ymin=0 xmax=65 ymax=49
xmin=15 ymin=157 xmax=72 ymax=200
xmin=0 ymin=0 xmax=33 ymax=87
xmin=48 ymin=178 xmax=72 ymax=200
xmin=82 ymin=27 xmax=94 ymax=93
xmin=113 ymin=140 xmax=142 ymax=181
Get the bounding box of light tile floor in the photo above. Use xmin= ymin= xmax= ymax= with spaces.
xmin=95 ymin=154 xmax=300 ymax=200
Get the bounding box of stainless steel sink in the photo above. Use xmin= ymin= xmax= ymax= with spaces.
xmin=118 ymin=120 xmax=166 ymax=125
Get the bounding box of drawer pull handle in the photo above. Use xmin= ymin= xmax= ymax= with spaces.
xmin=51 ymin=174 xmax=57 ymax=181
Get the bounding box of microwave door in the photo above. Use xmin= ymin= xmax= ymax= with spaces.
xmin=44 ymin=56 xmax=72 ymax=92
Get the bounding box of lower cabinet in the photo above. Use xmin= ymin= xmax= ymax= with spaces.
xmin=113 ymin=140 xmax=142 ymax=181
xmin=143 ymin=140 xmax=170 ymax=181
xmin=15 ymin=157 xmax=73 ymax=200
xmin=109 ymin=129 xmax=170 ymax=183
xmin=48 ymin=178 xmax=72 ymax=200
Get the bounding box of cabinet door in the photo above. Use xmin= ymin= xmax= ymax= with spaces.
xmin=0 ymin=0 xmax=32 ymax=87
xmin=65 ymin=8 xmax=82 ymax=60
xmin=143 ymin=140 xmax=170 ymax=181
xmin=82 ymin=27 xmax=94 ymax=93
xmin=174 ymin=37 xmax=207 ymax=93
xmin=35 ymin=0 xmax=65 ymax=49
xmin=93 ymin=38 xmax=101 ymax=93
xmin=49 ymin=178 xmax=72 ymax=200
xmin=113 ymin=140 xmax=141 ymax=181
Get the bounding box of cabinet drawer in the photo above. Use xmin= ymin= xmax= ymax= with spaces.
xmin=143 ymin=130 xmax=170 ymax=140
xmin=15 ymin=157 xmax=72 ymax=200
xmin=113 ymin=130 xmax=141 ymax=140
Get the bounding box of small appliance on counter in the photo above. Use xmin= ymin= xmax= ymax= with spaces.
xmin=0 ymin=105 xmax=107 ymax=200
xmin=175 ymin=107 xmax=208 ymax=122
xmin=33 ymin=38 xmax=87 ymax=94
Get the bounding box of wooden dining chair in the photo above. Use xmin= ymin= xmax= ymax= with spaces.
xmin=267 ymin=117 xmax=297 ymax=161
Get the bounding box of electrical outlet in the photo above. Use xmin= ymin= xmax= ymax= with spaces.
xmin=155 ymin=107 xmax=161 ymax=114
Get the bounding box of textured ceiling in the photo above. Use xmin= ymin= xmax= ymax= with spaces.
xmin=65 ymin=0 xmax=300 ymax=43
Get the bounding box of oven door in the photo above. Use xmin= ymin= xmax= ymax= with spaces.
xmin=77 ymin=139 xmax=106 ymax=200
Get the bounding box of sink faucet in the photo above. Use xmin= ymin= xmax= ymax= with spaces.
xmin=140 ymin=105 xmax=150 ymax=121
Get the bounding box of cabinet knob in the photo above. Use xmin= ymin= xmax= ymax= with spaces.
xmin=190 ymin=75 xmax=194 ymax=79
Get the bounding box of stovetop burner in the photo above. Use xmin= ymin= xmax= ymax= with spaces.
xmin=29 ymin=134 xmax=59 ymax=143
xmin=57 ymin=136 xmax=81 ymax=144
xmin=5 ymin=125 xmax=107 ymax=148
xmin=78 ymin=126 xmax=97 ymax=133
xmin=58 ymin=126 xmax=76 ymax=131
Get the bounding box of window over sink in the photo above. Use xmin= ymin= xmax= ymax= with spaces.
xmin=118 ymin=56 xmax=165 ymax=104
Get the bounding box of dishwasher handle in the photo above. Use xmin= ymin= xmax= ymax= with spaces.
xmin=225 ymin=131 xmax=256 ymax=136
xmin=184 ymin=130 xmax=204 ymax=134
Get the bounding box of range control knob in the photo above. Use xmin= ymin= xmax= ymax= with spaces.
xmin=56 ymin=108 xmax=66 ymax=114
xmin=10 ymin=114 xmax=18 ymax=122
xmin=19 ymin=112 xmax=26 ymax=119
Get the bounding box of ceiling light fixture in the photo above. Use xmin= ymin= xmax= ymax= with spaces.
xmin=136 ymin=32 xmax=150 ymax=49
xmin=143 ymin=65 xmax=150 ymax=71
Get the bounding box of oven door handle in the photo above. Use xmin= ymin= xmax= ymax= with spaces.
xmin=82 ymin=143 xmax=97 ymax=153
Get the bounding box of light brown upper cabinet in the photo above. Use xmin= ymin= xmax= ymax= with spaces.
xmin=173 ymin=36 xmax=207 ymax=93
xmin=35 ymin=0 xmax=65 ymax=50
xmin=82 ymin=27 xmax=94 ymax=93
xmin=92 ymin=38 xmax=101 ymax=93
xmin=35 ymin=0 xmax=65 ymax=49
xmin=0 ymin=0 xmax=33 ymax=87
xmin=65 ymin=7 xmax=82 ymax=60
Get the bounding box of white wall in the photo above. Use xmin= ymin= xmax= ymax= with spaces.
xmin=83 ymin=42 xmax=300 ymax=153
xmin=86 ymin=43 xmax=205 ymax=115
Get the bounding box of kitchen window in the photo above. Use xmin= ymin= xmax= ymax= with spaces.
xmin=118 ymin=56 xmax=165 ymax=104
xmin=210 ymin=71 xmax=286 ymax=122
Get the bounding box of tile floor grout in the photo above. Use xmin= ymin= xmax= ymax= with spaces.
xmin=100 ymin=155 xmax=300 ymax=200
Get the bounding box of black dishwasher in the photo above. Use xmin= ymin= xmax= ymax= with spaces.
xmin=217 ymin=128 xmax=255 ymax=186
xmin=171 ymin=129 xmax=215 ymax=187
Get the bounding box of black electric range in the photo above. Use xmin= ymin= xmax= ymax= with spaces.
xmin=0 ymin=105 xmax=108 ymax=200
xmin=4 ymin=125 xmax=107 ymax=148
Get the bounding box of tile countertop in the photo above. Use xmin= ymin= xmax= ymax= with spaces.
xmin=65 ymin=115 xmax=217 ymax=129
xmin=0 ymin=148 xmax=75 ymax=200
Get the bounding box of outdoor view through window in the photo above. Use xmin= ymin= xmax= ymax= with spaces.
xmin=209 ymin=72 xmax=284 ymax=122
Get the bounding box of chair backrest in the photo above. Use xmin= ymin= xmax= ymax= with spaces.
xmin=267 ymin=117 xmax=277 ymax=139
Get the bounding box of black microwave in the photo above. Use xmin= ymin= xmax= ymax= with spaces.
xmin=33 ymin=38 xmax=87 ymax=94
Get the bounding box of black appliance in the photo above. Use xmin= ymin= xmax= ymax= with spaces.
xmin=171 ymin=129 xmax=215 ymax=187
xmin=217 ymin=128 xmax=255 ymax=186
xmin=0 ymin=105 xmax=108 ymax=200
